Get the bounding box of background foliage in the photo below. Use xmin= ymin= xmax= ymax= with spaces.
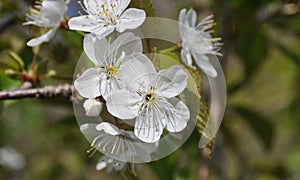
xmin=0 ymin=0 xmax=300 ymax=179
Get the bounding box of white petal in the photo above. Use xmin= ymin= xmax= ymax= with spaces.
xmin=96 ymin=161 xmax=107 ymax=171
xmin=100 ymin=77 xmax=123 ymax=100
xmin=119 ymin=54 xmax=156 ymax=90
xmin=180 ymin=48 xmax=195 ymax=68
xmin=96 ymin=122 xmax=122 ymax=136
xmin=156 ymin=65 xmax=188 ymax=98
xmin=186 ymin=8 xmax=197 ymax=28
xmin=93 ymin=25 xmax=115 ymax=40
xmin=165 ymin=98 xmax=190 ymax=132
xmin=27 ymin=28 xmax=57 ymax=47
xmin=40 ymin=0 xmax=67 ymax=26
xmin=192 ymin=53 xmax=217 ymax=78
xmin=179 ymin=9 xmax=187 ymax=24
xmin=178 ymin=10 xmax=188 ymax=37
xmin=74 ymin=68 xmax=102 ymax=98
xmin=80 ymin=123 xmax=98 ymax=135
xmin=110 ymin=32 xmax=143 ymax=61
xmin=83 ymin=0 xmax=106 ymax=15
xmin=115 ymin=0 xmax=131 ymax=15
xmin=106 ymin=90 xmax=142 ymax=120
xmin=83 ymin=34 xmax=108 ymax=66
xmin=83 ymin=99 xmax=103 ymax=117
xmin=134 ymin=104 xmax=166 ymax=143
xmin=116 ymin=8 xmax=146 ymax=32
xmin=68 ymin=16 xmax=102 ymax=32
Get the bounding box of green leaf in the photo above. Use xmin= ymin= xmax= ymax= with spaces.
xmin=36 ymin=59 xmax=49 ymax=76
xmin=196 ymin=97 xmax=216 ymax=155
xmin=0 ymin=52 xmax=22 ymax=73
xmin=129 ymin=0 xmax=156 ymax=17
xmin=0 ymin=75 xmax=21 ymax=90
xmin=7 ymin=50 xmax=25 ymax=68
xmin=234 ymin=106 xmax=274 ymax=149
xmin=277 ymin=41 xmax=300 ymax=67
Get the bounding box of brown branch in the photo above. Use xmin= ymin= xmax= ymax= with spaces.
xmin=0 ymin=84 xmax=74 ymax=100
xmin=198 ymin=148 xmax=210 ymax=180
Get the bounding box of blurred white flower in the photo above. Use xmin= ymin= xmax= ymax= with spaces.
xmin=83 ymin=98 xmax=103 ymax=116
xmin=179 ymin=8 xmax=222 ymax=78
xmin=80 ymin=122 xmax=154 ymax=162
xmin=96 ymin=155 xmax=126 ymax=172
xmin=74 ymin=32 xmax=142 ymax=100
xmin=23 ymin=0 xmax=69 ymax=47
xmin=106 ymin=54 xmax=190 ymax=143
xmin=68 ymin=0 xmax=146 ymax=39
xmin=0 ymin=146 xmax=26 ymax=171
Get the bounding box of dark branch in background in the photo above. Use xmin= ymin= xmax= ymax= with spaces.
xmin=0 ymin=14 xmax=16 ymax=33
xmin=0 ymin=84 xmax=74 ymax=100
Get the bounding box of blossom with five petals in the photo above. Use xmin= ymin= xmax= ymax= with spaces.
xmin=68 ymin=0 xmax=146 ymax=39
xmin=81 ymin=122 xmax=155 ymax=162
xmin=106 ymin=54 xmax=190 ymax=143
xmin=74 ymin=32 xmax=143 ymax=100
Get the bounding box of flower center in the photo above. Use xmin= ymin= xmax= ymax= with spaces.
xmin=104 ymin=64 xmax=117 ymax=77
xmin=80 ymin=1 xmax=118 ymax=25
xmin=144 ymin=93 xmax=155 ymax=102
xmin=100 ymin=4 xmax=118 ymax=25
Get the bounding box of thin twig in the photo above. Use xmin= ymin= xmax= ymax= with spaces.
xmin=0 ymin=84 xmax=74 ymax=100
xmin=0 ymin=14 xmax=16 ymax=33
xmin=198 ymin=148 xmax=210 ymax=180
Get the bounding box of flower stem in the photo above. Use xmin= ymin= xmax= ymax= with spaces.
xmin=159 ymin=45 xmax=181 ymax=53
xmin=30 ymin=52 xmax=37 ymax=72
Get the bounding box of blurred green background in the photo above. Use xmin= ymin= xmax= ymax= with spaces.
xmin=0 ymin=0 xmax=300 ymax=179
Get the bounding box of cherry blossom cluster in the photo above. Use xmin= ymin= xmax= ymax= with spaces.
xmin=24 ymin=0 xmax=222 ymax=173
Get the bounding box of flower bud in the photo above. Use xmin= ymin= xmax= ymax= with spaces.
xmin=83 ymin=99 xmax=103 ymax=117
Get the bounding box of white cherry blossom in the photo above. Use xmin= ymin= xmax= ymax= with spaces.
xmin=23 ymin=0 xmax=69 ymax=47
xmin=68 ymin=0 xmax=146 ymax=39
xmin=179 ymin=8 xmax=222 ymax=78
xmin=80 ymin=122 xmax=155 ymax=163
xmin=106 ymin=54 xmax=190 ymax=143
xmin=96 ymin=155 xmax=127 ymax=172
xmin=74 ymin=32 xmax=142 ymax=100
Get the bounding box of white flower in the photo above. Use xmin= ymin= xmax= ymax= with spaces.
xmin=74 ymin=32 xmax=143 ymax=100
xmin=106 ymin=55 xmax=190 ymax=143
xmin=83 ymin=99 xmax=103 ymax=117
xmin=80 ymin=122 xmax=154 ymax=162
xmin=179 ymin=8 xmax=222 ymax=78
xmin=23 ymin=0 xmax=69 ymax=47
xmin=68 ymin=0 xmax=146 ymax=39
xmin=96 ymin=155 xmax=127 ymax=172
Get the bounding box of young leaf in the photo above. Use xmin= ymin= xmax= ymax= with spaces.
xmin=129 ymin=0 xmax=156 ymax=17
xmin=197 ymin=98 xmax=215 ymax=155
xmin=234 ymin=105 xmax=274 ymax=149
xmin=7 ymin=50 xmax=25 ymax=69
xmin=0 ymin=53 xmax=22 ymax=73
